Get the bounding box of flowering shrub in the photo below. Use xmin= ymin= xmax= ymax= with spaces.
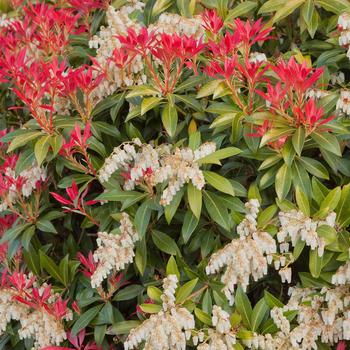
xmin=1 ymin=0 xmax=350 ymax=349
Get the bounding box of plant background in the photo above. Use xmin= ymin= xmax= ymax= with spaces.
xmin=1 ymin=0 xmax=350 ymax=349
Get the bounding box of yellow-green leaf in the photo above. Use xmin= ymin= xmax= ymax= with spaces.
xmin=204 ymin=171 xmax=235 ymax=196
xmin=161 ymin=103 xmax=178 ymax=138
xmin=34 ymin=135 xmax=50 ymax=166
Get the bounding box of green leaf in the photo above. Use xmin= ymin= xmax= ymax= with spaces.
xmin=177 ymin=0 xmax=191 ymax=17
xmin=23 ymin=246 xmax=40 ymax=275
xmin=281 ymin=139 xmax=295 ymax=166
xmin=336 ymin=184 xmax=350 ymax=227
xmin=174 ymin=94 xmax=202 ymax=111
xmin=258 ymin=0 xmax=287 ymax=13
xmin=203 ymin=191 xmax=230 ymax=230
xmin=134 ymin=201 xmax=152 ymax=239
xmin=187 ymin=182 xmax=202 ymax=219
xmin=309 ymin=249 xmax=323 ymax=278
xmin=293 ymin=238 xmax=306 ymax=260
xmin=112 ymin=321 xmax=141 ymax=336
xmin=181 ymin=210 xmax=199 ymax=244
xmin=292 ymin=160 xmax=311 ymax=198
xmin=299 ymin=157 xmax=329 ymax=180
xmin=161 ymin=103 xmax=178 ymax=138
xmin=301 ymin=0 xmax=314 ymax=26
xmin=152 ymin=230 xmax=179 ymax=255
xmin=7 ymin=131 xmax=42 ymax=152
xmin=226 ymin=1 xmax=257 ymax=20
xmin=236 ymin=329 xmax=254 ymax=340
xmin=197 ymin=147 xmax=241 ymax=165
xmin=36 ymin=219 xmax=57 ymax=234
xmin=1 ymin=223 xmax=31 ymax=244
xmin=230 ymin=312 xmax=242 ymax=327
xmin=296 ymin=186 xmax=310 ymax=216
xmin=71 ymin=304 xmax=103 ymax=335
xmin=151 ymin=0 xmax=173 ymax=16
xmin=319 ymin=187 xmax=341 ymax=215
xmin=126 ymin=85 xmax=159 ymax=98
xmin=22 ymin=226 xmax=35 ymax=251
xmin=264 ymin=290 xmax=284 ymax=308
xmin=307 ymin=4 xmax=318 ymax=37
xmin=59 ymin=255 xmax=69 ymax=286
xmin=315 ymin=0 xmax=350 ymax=14
xmin=114 ymin=285 xmax=143 ymax=301
xmin=110 ymin=92 xmax=125 ymax=122
xmin=165 ymin=189 xmax=184 ymax=224
xmin=140 ymin=303 xmax=162 ymax=313
xmin=49 ymin=134 xmax=64 ymax=157
xmin=94 ymin=325 xmax=106 ymax=345
xmin=39 ymin=251 xmax=65 ymax=285
xmin=248 ymin=182 xmax=262 ymax=202
xmin=166 ymin=256 xmax=180 ymax=278
xmin=271 ymin=0 xmax=304 ymax=23
xmin=260 ymin=128 xmax=293 ymax=147
xmin=311 ymin=132 xmax=341 ymax=156
xmin=203 ymin=171 xmax=235 ymax=196
xmin=15 ymin=149 xmax=35 ymax=175
xmin=174 ymin=75 xmax=204 ymax=93
xmin=230 ymin=112 xmax=243 ymax=144
xmin=92 ymin=95 xmax=121 ymax=116
xmin=275 ymin=164 xmax=292 ymax=200
xmin=257 ymin=205 xmax=277 ymax=228
xmin=235 ymin=285 xmax=252 ymax=329
xmin=176 ymin=278 xmax=198 ymax=303
xmin=195 ymin=308 xmax=212 ymax=325
xmin=317 ymin=225 xmax=337 ymax=246
xmin=96 ymin=189 xmax=145 ymax=202
xmin=141 ymin=96 xmax=163 ymax=115
xmin=189 ymin=131 xmax=201 ymax=151
xmin=135 ymin=238 xmax=147 ymax=275
xmin=197 ymin=80 xmax=222 ymax=98
xmin=251 ymin=298 xmax=269 ymax=332
xmin=292 ymin=127 xmax=305 ymax=156
xmin=34 ymin=136 xmax=50 ymax=165
xmin=147 ymin=286 xmax=162 ymax=302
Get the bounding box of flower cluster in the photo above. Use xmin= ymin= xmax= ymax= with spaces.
xmin=98 ymin=139 xmax=216 ymax=206
xmin=124 ymin=274 xmax=195 ymax=350
xmin=0 ymin=154 xmax=46 ymax=220
xmin=337 ymin=90 xmax=350 ymax=116
xmin=90 ymin=212 xmax=139 ymax=288
xmin=206 ymin=199 xmax=276 ymax=304
xmin=0 ymin=271 xmax=72 ymax=349
xmin=88 ymin=3 xmax=146 ymax=99
xmin=247 ymin=285 xmax=350 ymax=349
xmin=0 ymin=1 xmax=350 ymax=349
xmin=277 ymin=210 xmax=336 ymax=257
xmin=332 ymin=258 xmax=350 ymax=285
xmin=338 ymin=13 xmax=350 ymax=58
xmin=88 ymin=2 xmax=204 ymax=101
xmin=196 ymin=306 xmax=237 ymax=350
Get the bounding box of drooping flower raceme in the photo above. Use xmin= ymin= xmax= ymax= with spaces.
xmin=90 ymin=212 xmax=139 ymax=288
xmin=336 ymin=90 xmax=350 ymax=116
xmin=332 ymin=256 xmax=350 ymax=285
xmin=277 ymin=210 xmax=336 ymax=257
xmin=124 ymin=274 xmax=195 ymax=350
xmin=338 ymin=13 xmax=350 ymax=59
xmin=206 ymin=199 xmax=276 ymax=304
xmin=246 ymin=285 xmax=350 ymax=349
xmin=98 ymin=139 xmax=216 ymax=206
xmin=0 ymin=155 xmax=46 ymax=213
xmin=0 ymin=271 xmax=72 ymax=349
xmin=196 ymin=305 xmax=237 ymax=350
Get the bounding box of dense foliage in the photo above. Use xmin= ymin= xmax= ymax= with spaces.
xmin=1 ymin=0 xmax=350 ymax=349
